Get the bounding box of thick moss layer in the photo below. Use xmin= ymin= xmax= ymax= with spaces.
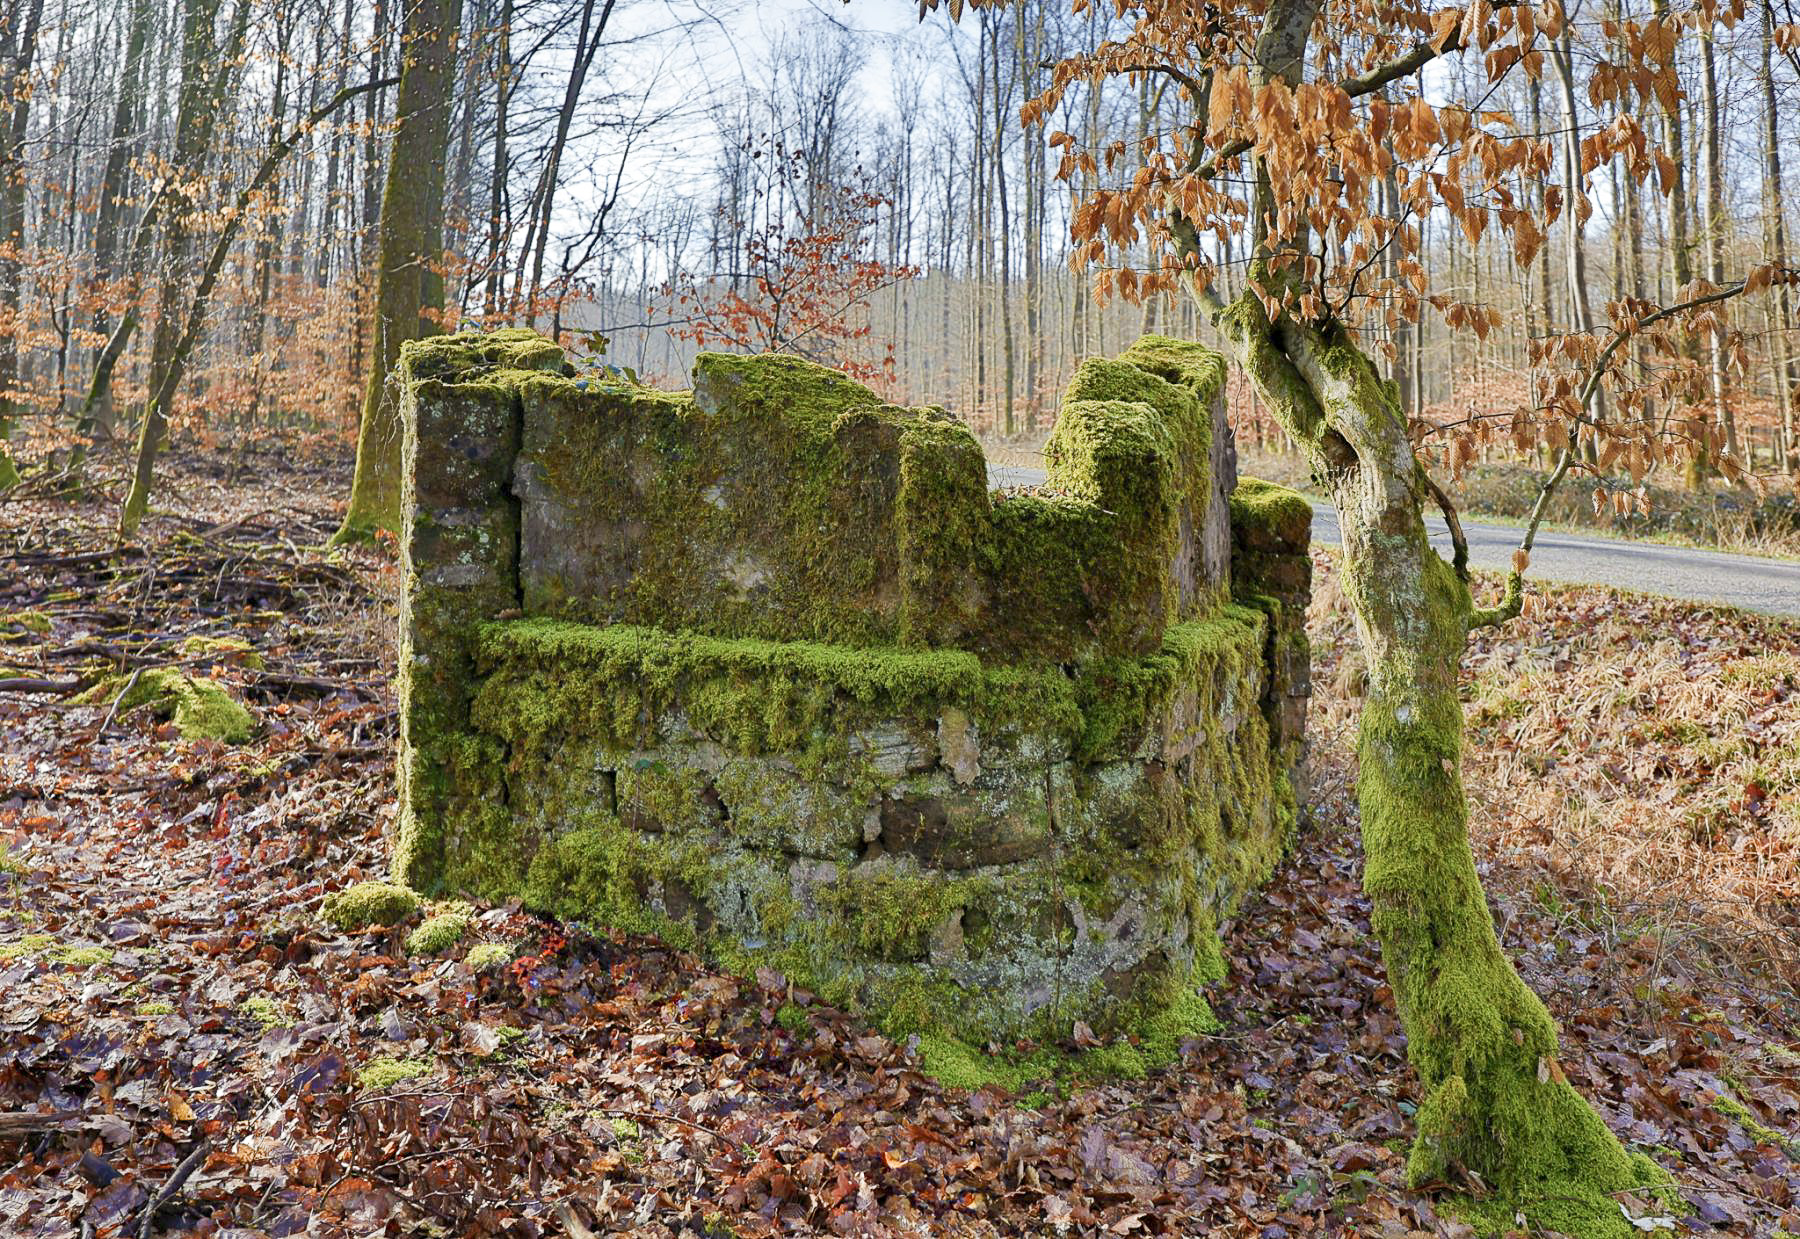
xmin=391 ymin=329 xmax=1307 ymax=1074
xmin=322 ymin=881 xmax=422 ymax=931
xmin=80 ymin=669 xmax=255 ymax=743
xmin=509 ymin=333 xmax=1232 ymax=663
xmin=1229 ymin=477 xmax=1313 ymax=549
xmin=415 ymin=608 xmax=1292 ymax=1050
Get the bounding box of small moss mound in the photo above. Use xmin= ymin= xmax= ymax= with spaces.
xmin=466 ymin=941 xmax=515 ymax=971
xmin=914 ymin=990 xmax=1220 ymax=1092
xmin=80 ymin=668 xmax=255 ymax=743
xmin=0 ymin=933 xmax=54 ymax=962
xmin=135 ymin=1000 xmax=176 ymax=1017
xmin=1229 ymin=477 xmax=1313 ymax=545
xmin=1713 ymin=1092 xmax=1800 ymax=1157
xmin=356 ymin=1056 xmax=434 ymax=1090
xmin=406 ymin=909 xmax=472 ymax=955
xmin=0 ymin=609 xmax=50 ymax=637
xmin=321 ymin=881 xmax=422 ymax=932
xmin=178 ymin=635 xmax=266 ymax=670
xmin=240 ymin=996 xmax=285 ymax=1029
xmin=0 ymin=935 xmax=113 ymax=967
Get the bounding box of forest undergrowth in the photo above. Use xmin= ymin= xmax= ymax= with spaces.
xmin=1 ymin=437 xmax=1798 ymax=1237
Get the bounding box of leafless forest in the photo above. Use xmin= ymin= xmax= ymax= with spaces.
xmin=1 ymin=0 xmax=1797 ymax=462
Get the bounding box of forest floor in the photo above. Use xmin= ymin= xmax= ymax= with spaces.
xmin=3 ymin=437 xmax=1800 ymax=1238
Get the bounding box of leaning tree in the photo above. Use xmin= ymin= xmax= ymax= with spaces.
xmin=925 ymin=0 xmax=1789 ymax=1231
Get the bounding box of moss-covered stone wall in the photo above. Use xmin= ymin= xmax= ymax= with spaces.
xmin=393 ymin=328 xmax=1312 ymax=1055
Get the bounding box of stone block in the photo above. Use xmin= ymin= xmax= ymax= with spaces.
xmin=394 ymin=329 xmax=1311 ymax=1051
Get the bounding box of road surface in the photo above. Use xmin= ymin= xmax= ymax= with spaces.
xmin=985 ymin=464 xmax=1800 ymax=620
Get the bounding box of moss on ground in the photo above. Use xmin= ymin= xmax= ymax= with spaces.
xmin=321 ymin=881 xmax=422 ymax=931
xmin=0 ymin=609 xmax=50 ymax=637
xmin=177 ymin=635 xmax=266 ymax=669
xmin=406 ymin=907 xmax=473 ymax=955
xmin=240 ymin=996 xmax=285 ymax=1029
xmin=466 ymin=941 xmax=515 ymax=971
xmin=914 ymin=990 xmax=1221 ymax=1092
xmin=79 ymin=668 xmax=255 ymax=743
xmin=1712 ymin=1092 xmax=1800 ymax=1157
xmin=0 ymin=934 xmax=114 ymax=967
xmin=356 ymin=1056 xmax=434 ymax=1090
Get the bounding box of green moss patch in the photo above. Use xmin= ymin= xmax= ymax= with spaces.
xmin=1229 ymin=478 xmax=1313 ymax=547
xmin=0 ymin=934 xmax=114 ymax=967
xmin=466 ymin=941 xmax=516 ymax=971
xmin=0 ymin=609 xmax=50 ymax=638
xmin=321 ymin=881 xmax=422 ymax=932
xmin=914 ymin=990 xmax=1220 ymax=1092
xmin=356 ymin=1056 xmax=434 ymax=1091
xmin=406 ymin=907 xmax=473 ymax=955
xmin=178 ymin=635 xmax=266 ymax=669
xmin=1713 ymin=1092 xmax=1800 ymax=1158
xmin=240 ymin=996 xmax=286 ymax=1029
xmin=79 ymin=668 xmax=255 ymax=743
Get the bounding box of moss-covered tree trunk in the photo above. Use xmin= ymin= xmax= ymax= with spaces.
xmin=1213 ymin=295 xmax=1664 ymax=1230
xmin=1175 ymin=12 xmax=1662 ymax=1223
xmin=335 ymin=0 xmax=462 ymax=543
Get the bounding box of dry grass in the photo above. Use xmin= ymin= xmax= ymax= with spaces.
xmin=1306 ymin=550 xmax=1800 ymax=1013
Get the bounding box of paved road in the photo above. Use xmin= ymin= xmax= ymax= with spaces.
xmin=986 ymin=464 xmax=1800 ymax=620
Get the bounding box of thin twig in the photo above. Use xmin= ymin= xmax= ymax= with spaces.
xmin=134 ymin=1138 xmax=210 ymax=1239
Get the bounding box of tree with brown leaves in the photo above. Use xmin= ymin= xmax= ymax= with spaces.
xmin=924 ymin=0 xmax=1793 ymax=1230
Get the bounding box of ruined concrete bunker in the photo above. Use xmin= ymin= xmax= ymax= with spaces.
xmin=392 ymin=327 xmax=1312 ymax=1055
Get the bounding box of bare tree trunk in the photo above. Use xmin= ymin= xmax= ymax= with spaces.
xmin=1764 ymin=2 xmax=1796 ymax=469
xmin=0 ymin=0 xmax=47 ymax=488
xmin=116 ymin=52 xmax=384 ymax=534
xmin=991 ymin=12 xmax=1015 ymax=436
xmin=318 ymin=0 xmax=356 ymax=290
xmin=85 ymin=0 xmax=154 ymax=441
xmin=336 ymin=0 xmax=466 ymax=541
xmin=522 ymin=0 xmax=613 ymax=329
xmin=484 ymin=0 xmax=511 ymax=317
xmin=1698 ymin=22 xmax=1737 ymax=464
xmin=118 ymin=0 xmax=229 ymax=534
xmin=1552 ymin=31 xmax=1600 ymax=462
xmin=1651 ymin=0 xmax=1703 ymax=487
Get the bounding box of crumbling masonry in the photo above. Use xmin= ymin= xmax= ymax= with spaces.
xmin=392 ymin=327 xmax=1311 ymax=1061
